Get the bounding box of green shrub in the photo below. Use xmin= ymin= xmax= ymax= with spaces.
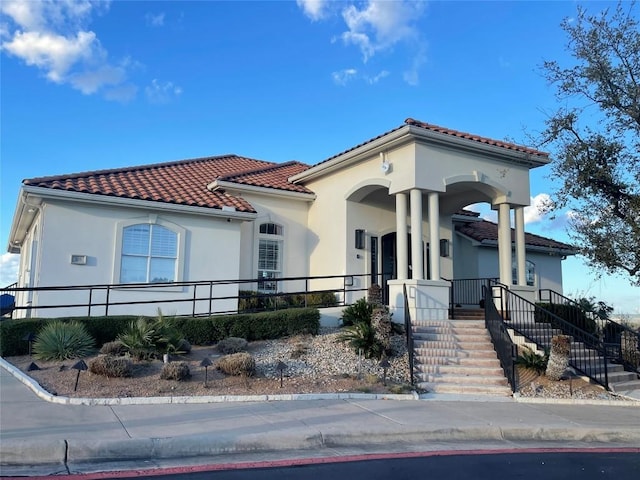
xmin=32 ymin=321 xmax=96 ymax=361
xmin=515 ymin=347 xmax=549 ymax=374
xmin=0 ymin=318 xmax=51 ymax=356
xmin=215 ymin=352 xmax=256 ymax=376
xmin=341 ymin=298 xmax=373 ymax=327
xmin=338 ymin=321 xmax=384 ymax=359
xmin=100 ymin=340 xmax=125 ymax=355
xmin=89 ymin=355 xmax=133 ymax=377
xmin=117 ymin=311 xmax=185 ymax=360
xmin=217 ymin=337 xmax=248 ymax=354
xmin=160 ymin=361 xmax=191 ymax=381
xmin=238 ymin=290 xmax=337 ymax=312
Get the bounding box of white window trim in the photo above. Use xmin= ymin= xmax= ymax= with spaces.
xmin=256 ymin=221 xmax=285 ymax=293
xmin=113 ymin=216 xmax=186 ymax=291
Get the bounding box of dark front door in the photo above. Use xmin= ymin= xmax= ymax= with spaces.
xmin=381 ymin=233 xmax=430 ymax=303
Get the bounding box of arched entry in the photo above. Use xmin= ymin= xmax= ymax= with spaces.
xmin=380 ymin=232 xmax=430 ymax=303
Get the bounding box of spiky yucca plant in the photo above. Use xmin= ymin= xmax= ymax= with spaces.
xmin=33 ymin=321 xmax=96 ymax=361
xmin=515 ymin=348 xmax=549 ymax=374
xmin=338 ymin=321 xmax=384 ymax=359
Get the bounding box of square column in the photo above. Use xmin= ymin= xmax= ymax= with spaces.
xmin=396 ymin=193 xmax=408 ymax=280
xmin=428 ymin=192 xmax=440 ymax=281
xmin=498 ymin=203 xmax=512 ymax=286
xmin=410 ymin=189 xmax=424 ymax=280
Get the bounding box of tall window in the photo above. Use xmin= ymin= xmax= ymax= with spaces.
xmin=512 ymin=259 xmax=536 ymax=286
xmin=120 ymin=224 xmax=177 ymax=283
xmin=258 ymin=222 xmax=283 ymax=292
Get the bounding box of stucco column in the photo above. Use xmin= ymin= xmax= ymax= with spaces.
xmin=396 ymin=193 xmax=408 ymax=280
xmin=428 ymin=191 xmax=440 ymax=281
xmin=410 ymin=189 xmax=424 ymax=280
xmin=498 ymin=203 xmax=512 ymax=286
xmin=514 ymin=206 xmax=526 ymax=286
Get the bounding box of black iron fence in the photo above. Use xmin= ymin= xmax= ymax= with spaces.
xmin=1 ymin=274 xmax=371 ymax=319
xmin=540 ymin=289 xmax=640 ymax=375
xmin=500 ymin=285 xmax=610 ymax=389
xmin=447 ymin=277 xmax=500 ymax=319
xmin=483 ymin=285 xmax=518 ymax=392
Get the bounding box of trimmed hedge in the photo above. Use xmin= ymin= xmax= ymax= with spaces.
xmin=535 ymin=303 xmax=597 ymax=335
xmin=1 ymin=308 xmax=320 ymax=356
xmin=238 ymin=290 xmax=337 ymax=312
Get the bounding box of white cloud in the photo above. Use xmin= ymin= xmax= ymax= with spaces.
xmin=365 ymin=70 xmax=389 ymax=84
xmin=332 ymin=68 xmax=357 ymax=86
xmin=296 ymin=0 xmax=329 ymax=21
xmin=0 ymin=0 xmax=138 ymax=100
xmin=339 ymin=0 xmax=425 ymax=62
xmin=145 ymin=12 xmax=165 ymax=27
xmin=524 ymin=193 xmax=554 ymax=224
xmin=0 ymin=253 xmax=19 ymax=286
xmin=300 ymin=1 xmax=427 ymax=86
xmin=145 ymin=79 xmax=182 ymax=104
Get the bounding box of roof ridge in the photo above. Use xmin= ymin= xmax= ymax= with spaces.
xmin=218 ymin=160 xmax=310 ymax=181
xmin=23 ymin=154 xmax=272 ymax=185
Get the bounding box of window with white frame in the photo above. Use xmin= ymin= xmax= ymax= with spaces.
xmin=120 ymin=224 xmax=177 ymax=283
xmin=258 ymin=222 xmax=283 ymax=292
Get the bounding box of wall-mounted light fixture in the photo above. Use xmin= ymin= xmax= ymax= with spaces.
xmin=439 ymin=239 xmax=450 ymax=257
xmin=355 ymin=229 xmax=365 ymax=249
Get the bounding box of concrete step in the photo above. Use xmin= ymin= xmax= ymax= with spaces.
xmin=606 ymin=370 xmax=639 ymax=384
xmin=414 ymin=356 xmax=501 ymax=367
xmin=413 ymin=319 xmax=486 ymax=329
xmin=417 ymin=382 xmax=512 ymax=396
xmin=413 ymin=332 xmax=491 ymax=342
xmin=609 ymin=379 xmax=640 ymax=393
xmin=414 ymin=348 xmax=498 ymax=359
xmin=414 ymin=340 xmax=495 ymax=350
xmin=416 ymin=373 xmax=509 ymax=386
xmin=415 ymin=364 xmax=505 ymax=376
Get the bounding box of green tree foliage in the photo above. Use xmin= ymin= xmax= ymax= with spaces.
xmin=541 ymin=1 xmax=640 ymax=285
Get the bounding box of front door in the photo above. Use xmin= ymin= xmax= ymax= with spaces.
xmin=380 ymin=233 xmax=430 ymax=303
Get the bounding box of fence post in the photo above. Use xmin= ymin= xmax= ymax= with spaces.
xmin=105 ymin=285 xmax=110 ymax=316
xmin=88 ymin=288 xmax=93 ymax=317
xmin=208 ymin=282 xmax=213 ymax=316
xmin=192 ymin=284 xmax=198 ymax=317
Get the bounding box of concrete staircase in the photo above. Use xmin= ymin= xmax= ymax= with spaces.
xmin=412 ymin=310 xmax=512 ymax=396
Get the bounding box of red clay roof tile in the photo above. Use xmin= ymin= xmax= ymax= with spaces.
xmin=456 ymin=219 xmax=574 ymax=252
xmin=23 ymin=155 xmax=310 ymax=213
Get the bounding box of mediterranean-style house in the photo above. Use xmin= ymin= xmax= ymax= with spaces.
xmin=6 ymin=118 xmax=574 ymax=321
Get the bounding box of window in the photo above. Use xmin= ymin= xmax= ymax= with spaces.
xmin=512 ymin=259 xmax=536 ymax=286
xmin=258 ymin=222 xmax=283 ymax=292
xmin=120 ymin=224 xmax=177 ymax=283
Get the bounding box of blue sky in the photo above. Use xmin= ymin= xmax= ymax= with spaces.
xmin=1 ymin=0 xmax=638 ymax=314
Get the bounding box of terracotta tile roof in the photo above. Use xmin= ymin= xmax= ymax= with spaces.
xmin=23 ymin=155 xmax=311 ymax=212
xmin=315 ymin=118 xmax=548 ymax=167
xmin=456 ymin=219 xmax=575 ymax=253
xmin=404 ymin=118 xmax=549 ymax=158
xmin=218 ymin=161 xmax=313 ymax=194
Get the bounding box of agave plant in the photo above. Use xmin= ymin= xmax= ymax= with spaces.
xmin=515 ymin=347 xmax=549 ymax=374
xmin=33 ymin=321 xmax=96 ymax=361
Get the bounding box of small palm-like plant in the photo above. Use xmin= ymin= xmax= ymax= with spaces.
xmin=117 ymin=317 xmax=156 ymax=360
xmin=33 ymin=321 xmax=96 ymax=361
xmin=341 ymin=298 xmax=373 ymax=327
xmin=338 ymin=321 xmax=384 ymax=359
xmin=515 ymin=348 xmax=549 ymax=374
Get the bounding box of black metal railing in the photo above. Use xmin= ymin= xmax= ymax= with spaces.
xmin=499 ymin=285 xmax=610 ymax=389
xmin=483 ymin=285 xmax=518 ymax=392
xmin=403 ymin=283 xmax=415 ymax=386
xmin=447 ymin=277 xmax=500 ymax=319
xmin=540 ymin=289 xmax=640 ymax=375
xmin=1 ymin=274 xmax=370 ymax=319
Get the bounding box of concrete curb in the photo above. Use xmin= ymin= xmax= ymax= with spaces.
xmin=4 ymin=426 xmax=640 ymax=467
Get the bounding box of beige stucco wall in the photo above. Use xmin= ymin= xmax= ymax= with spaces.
xmin=18 ymin=198 xmax=242 ymax=318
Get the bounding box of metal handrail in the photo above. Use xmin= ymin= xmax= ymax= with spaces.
xmin=499 ymin=285 xmax=610 ymax=389
xmin=483 ymin=285 xmax=518 ymax=392
xmin=446 ymin=277 xmax=500 ymax=319
xmin=2 ymin=274 xmax=370 ymax=318
xmin=403 ymin=283 xmax=415 ymax=386
xmin=539 ymin=289 xmax=639 ymax=374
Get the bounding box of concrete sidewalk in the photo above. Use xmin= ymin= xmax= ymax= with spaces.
xmin=1 ymin=359 xmax=639 ymax=477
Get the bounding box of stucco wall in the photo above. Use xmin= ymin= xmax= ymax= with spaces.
xmin=21 ymin=198 xmax=242 ymax=318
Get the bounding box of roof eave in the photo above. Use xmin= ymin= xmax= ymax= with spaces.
xmin=209 ymin=180 xmax=317 ymax=201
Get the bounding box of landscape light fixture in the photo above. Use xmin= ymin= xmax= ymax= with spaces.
xmin=22 ymin=332 xmax=36 ymax=356
xmin=72 ymin=360 xmax=88 ymax=392
xmin=200 ymin=357 xmax=213 ymax=387
xmin=379 ymin=357 xmax=391 ymax=386
xmin=276 ymin=361 xmax=288 ymax=388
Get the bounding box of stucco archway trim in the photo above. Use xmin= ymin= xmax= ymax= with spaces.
xmin=345 ymin=179 xmax=392 ymax=202
xmin=443 ymin=170 xmax=511 ymax=204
